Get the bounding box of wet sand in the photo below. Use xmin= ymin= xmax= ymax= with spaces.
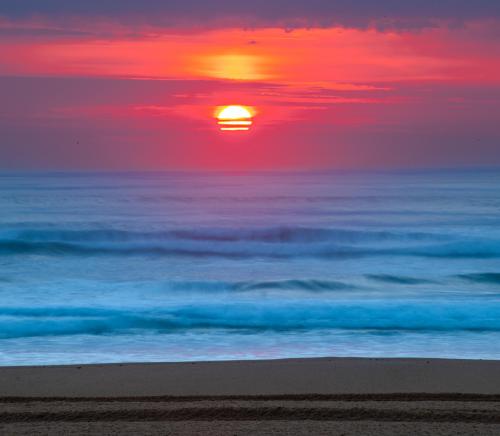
xmin=1 ymin=357 xmax=500 ymax=435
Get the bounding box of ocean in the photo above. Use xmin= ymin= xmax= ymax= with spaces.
xmin=1 ymin=169 xmax=500 ymax=366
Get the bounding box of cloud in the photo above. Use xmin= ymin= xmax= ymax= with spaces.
xmin=1 ymin=1 xmax=500 ymax=31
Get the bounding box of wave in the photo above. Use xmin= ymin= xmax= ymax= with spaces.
xmin=1 ymin=238 xmax=500 ymax=259
xmin=155 ymin=279 xmax=355 ymax=293
xmin=0 ymin=227 xmax=446 ymax=244
xmin=2 ymin=301 xmax=500 ymax=339
xmin=458 ymin=273 xmax=500 ymax=284
xmin=366 ymin=275 xmax=435 ymax=285
xmin=0 ymin=226 xmax=497 ymax=259
xmin=233 ymin=279 xmax=353 ymax=292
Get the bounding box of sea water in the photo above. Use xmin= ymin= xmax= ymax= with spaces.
xmin=1 ymin=169 xmax=500 ymax=365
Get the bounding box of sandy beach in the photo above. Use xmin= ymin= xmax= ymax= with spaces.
xmin=1 ymin=357 xmax=500 ymax=435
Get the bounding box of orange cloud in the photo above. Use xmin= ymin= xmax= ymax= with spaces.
xmin=2 ymin=25 xmax=498 ymax=84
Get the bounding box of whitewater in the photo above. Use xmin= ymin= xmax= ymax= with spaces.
xmin=1 ymin=169 xmax=500 ymax=365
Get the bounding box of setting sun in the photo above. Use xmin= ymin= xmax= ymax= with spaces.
xmin=216 ymin=105 xmax=254 ymax=131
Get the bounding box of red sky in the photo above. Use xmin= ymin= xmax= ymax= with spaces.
xmin=0 ymin=4 xmax=499 ymax=169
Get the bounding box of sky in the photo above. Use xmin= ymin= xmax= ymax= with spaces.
xmin=0 ymin=1 xmax=499 ymax=170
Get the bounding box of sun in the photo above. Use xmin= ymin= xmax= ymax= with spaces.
xmin=216 ymin=105 xmax=254 ymax=131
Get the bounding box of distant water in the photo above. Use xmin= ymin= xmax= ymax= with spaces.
xmin=1 ymin=169 xmax=500 ymax=366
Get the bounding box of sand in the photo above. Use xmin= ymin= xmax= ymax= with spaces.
xmin=1 ymin=357 xmax=500 ymax=435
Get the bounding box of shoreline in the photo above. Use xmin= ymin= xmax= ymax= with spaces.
xmin=2 ymin=357 xmax=500 ymax=397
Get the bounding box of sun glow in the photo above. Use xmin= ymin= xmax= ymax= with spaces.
xmin=216 ymin=105 xmax=254 ymax=131
xmin=201 ymin=54 xmax=269 ymax=81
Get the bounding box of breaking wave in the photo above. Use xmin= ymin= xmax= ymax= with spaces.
xmin=0 ymin=232 xmax=498 ymax=259
xmin=2 ymin=301 xmax=500 ymax=339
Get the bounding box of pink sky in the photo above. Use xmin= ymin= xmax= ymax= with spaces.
xmin=0 ymin=7 xmax=499 ymax=169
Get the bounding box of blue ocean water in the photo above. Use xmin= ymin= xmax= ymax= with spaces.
xmin=1 ymin=169 xmax=500 ymax=366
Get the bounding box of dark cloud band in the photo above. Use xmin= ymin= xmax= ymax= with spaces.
xmin=1 ymin=0 xmax=499 ymax=30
